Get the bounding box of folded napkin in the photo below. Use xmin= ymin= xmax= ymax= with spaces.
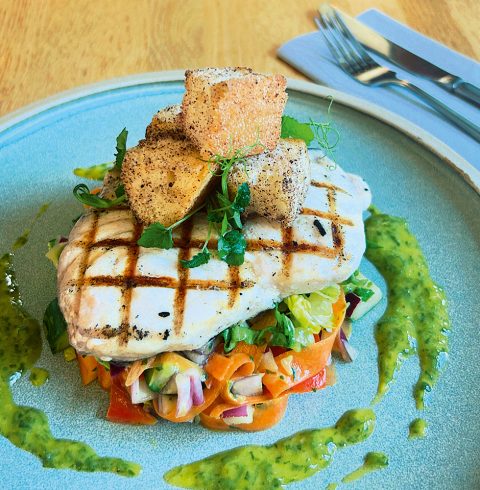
xmin=278 ymin=9 xmax=480 ymax=169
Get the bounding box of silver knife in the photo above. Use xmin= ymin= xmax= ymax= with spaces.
xmin=337 ymin=8 xmax=480 ymax=107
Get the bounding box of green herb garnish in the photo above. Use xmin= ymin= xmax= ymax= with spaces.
xmin=138 ymin=204 xmax=206 ymax=250
xmin=73 ymin=162 xmax=112 ymax=181
xmin=114 ymin=128 xmax=128 ymax=170
xmin=43 ymin=298 xmax=69 ymax=354
xmin=181 ymin=248 xmax=211 ymax=268
xmin=222 ymin=305 xmax=296 ymax=352
xmin=281 ymin=115 xmax=315 ymax=144
xmin=73 ymin=183 xmax=127 ymax=209
xmin=280 ymin=100 xmax=339 ymax=162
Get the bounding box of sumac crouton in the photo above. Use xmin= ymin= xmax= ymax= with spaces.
xmin=121 ymin=137 xmax=216 ymax=227
xmin=182 ymin=67 xmax=287 ymax=158
xmin=145 ymin=104 xmax=184 ymax=141
xmin=228 ymin=139 xmax=311 ymax=227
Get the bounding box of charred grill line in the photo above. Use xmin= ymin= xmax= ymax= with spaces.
xmin=81 ymin=275 xmax=255 ymax=290
xmin=227 ymin=266 xmax=241 ymax=308
xmin=300 ymin=208 xmax=353 ymax=226
xmin=73 ymin=211 xmax=99 ymax=322
xmin=173 ymin=220 xmax=194 ymax=335
xmin=117 ymin=220 xmax=143 ymax=344
xmin=310 ymin=180 xmax=347 ymax=194
xmin=281 ymin=226 xmax=294 ymax=279
xmin=327 ymin=188 xmax=344 ymax=260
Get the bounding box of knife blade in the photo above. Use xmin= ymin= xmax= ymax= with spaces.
xmin=336 ymin=8 xmax=480 ymax=107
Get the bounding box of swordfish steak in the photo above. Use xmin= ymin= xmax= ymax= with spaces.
xmin=58 ymin=153 xmax=371 ymax=361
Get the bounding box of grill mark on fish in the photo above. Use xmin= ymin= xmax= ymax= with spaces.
xmin=327 ymin=188 xmax=345 ymax=261
xmin=227 ymin=266 xmax=241 ymax=308
xmin=281 ymin=226 xmax=294 ymax=278
xmin=173 ymin=220 xmax=194 ymax=336
xmin=310 ymin=180 xmax=348 ymax=193
xmin=301 ymin=208 xmax=353 ymax=226
xmin=73 ymin=211 xmax=99 ymax=322
xmin=117 ymin=220 xmax=143 ymax=344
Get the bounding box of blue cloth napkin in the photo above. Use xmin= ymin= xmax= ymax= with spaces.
xmin=278 ymin=9 xmax=480 ymax=169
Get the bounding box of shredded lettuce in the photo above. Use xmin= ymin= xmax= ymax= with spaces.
xmin=45 ymin=238 xmax=67 ymax=268
xmin=223 ymin=285 xmax=341 ymax=353
xmin=341 ymin=270 xmax=375 ymax=302
xmin=285 ymin=284 xmax=340 ymax=334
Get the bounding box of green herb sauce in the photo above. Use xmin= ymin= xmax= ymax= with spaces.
xmin=0 ymin=230 xmax=140 ymax=477
xmin=409 ymin=418 xmax=427 ymax=439
xmin=29 ymin=367 xmax=49 ymax=387
xmin=164 ymin=408 xmax=375 ymax=489
xmin=365 ymin=208 xmax=450 ymax=409
xmin=341 ymin=451 xmax=389 ymax=484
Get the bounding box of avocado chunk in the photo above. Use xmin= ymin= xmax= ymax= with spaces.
xmin=144 ymin=364 xmax=178 ymax=393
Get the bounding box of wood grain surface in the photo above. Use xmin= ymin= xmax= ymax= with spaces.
xmin=1 ymin=0 xmax=478 ymax=117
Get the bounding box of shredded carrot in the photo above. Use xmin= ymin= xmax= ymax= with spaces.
xmin=204 ymin=353 xmax=234 ymax=381
xmin=263 ymin=292 xmax=346 ymax=398
xmin=97 ymin=364 xmax=112 ymax=390
xmin=76 ymin=353 xmax=98 ymax=385
xmin=200 ymin=395 xmax=289 ymax=432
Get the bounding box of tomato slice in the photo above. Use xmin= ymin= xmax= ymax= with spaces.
xmin=106 ymin=376 xmax=157 ymax=425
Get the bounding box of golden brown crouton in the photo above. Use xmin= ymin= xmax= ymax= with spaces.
xmin=121 ymin=137 xmax=216 ymax=227
xmin=145 ymin=104 xmax=184 ymax=141
xmin=228 ymin=139 xmax=311 ymax=227
xmin=182 ymin=67 xmax=287 ymax=158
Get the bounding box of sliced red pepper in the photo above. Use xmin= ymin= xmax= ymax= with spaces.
xmin=106 ymin=376 xmax=157 ymax=425
xmin=286 ymin=368 xmax=327 ymax=394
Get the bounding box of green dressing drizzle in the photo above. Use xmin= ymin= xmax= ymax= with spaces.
xmin=29 ymin=367 xmax=49 ymax=387
xmin=341 ymin=451 xmax=388 ymax=484
xmin=0 ymin=220 xmax=140 ymax=477
xmin=164 ymin=408 xmax=375 ymax=489
xmin=409 ymin=418 xmax=427 ymax=439
xmin=365 ymin=207 xmax=450 ymax=409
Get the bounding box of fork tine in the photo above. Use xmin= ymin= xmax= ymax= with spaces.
xmin=317 ymin=13 xmax=358 ymax=74
xmin=314 ymin=16 xmax=348 ymax=69
xmin=331 ymin=8 xmax=376 ymax=68
xmin=321 ymin=9 xmax=366 ymax=72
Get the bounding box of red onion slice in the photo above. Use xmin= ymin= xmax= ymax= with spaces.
xmin=175 ymin=373 xmax=193 ymax=417
xmin=345 ymin=292 xmax=361 ymax=318
xmin=221 ymin=405 xmax=249 ymax=418
xmin=221 ymin=405 xmax=254 ymax=425
xmin=336 ymin=327 xmax=358 ymax=362
xmin=190 ymin=372 xmax=204 ymax=406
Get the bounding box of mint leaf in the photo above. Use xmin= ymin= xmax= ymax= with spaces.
xmin=73 ymin=183 xmax=126 ymax=208
xmin=114 ymin=128 xmax=128 ymax=170
xmin=180 ymin=248 xmax=211 ymax=268
xmin=137 ymin=223 xmax=174 ymax=249
xmin=218 ymin=229 xmax=247 ymax=266
xmin=281 ymin=115 xmax=314 ymax=144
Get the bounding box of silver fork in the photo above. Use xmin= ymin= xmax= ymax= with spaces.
xmin=315 ymin=5 xmax=480 ymax=142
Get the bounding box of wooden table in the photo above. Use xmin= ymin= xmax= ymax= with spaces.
xmin=1 ymin=0 xmax=478 ymax=117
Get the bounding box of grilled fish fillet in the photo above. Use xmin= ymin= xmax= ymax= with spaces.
xmin=58 ymin=152 xmax=371 ymax=361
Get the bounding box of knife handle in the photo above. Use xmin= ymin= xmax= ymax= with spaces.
xmin=394 ymin=80 xmax=480 ymax=142
xmin=452 ymin=80 xmax=480 ymax=108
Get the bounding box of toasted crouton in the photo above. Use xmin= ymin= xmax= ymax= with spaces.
xmin=145 ymin=104 xmax=184 ymax=141
xmin=121 ymin=137 xmax=216 ymax=226
xmin=227 ymin=139 xmax=311 ymax=227
xmin=99 ymin=167 xmax=121 ymax=200
xmin=182 ymin=67 xmax=287 ymax=158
